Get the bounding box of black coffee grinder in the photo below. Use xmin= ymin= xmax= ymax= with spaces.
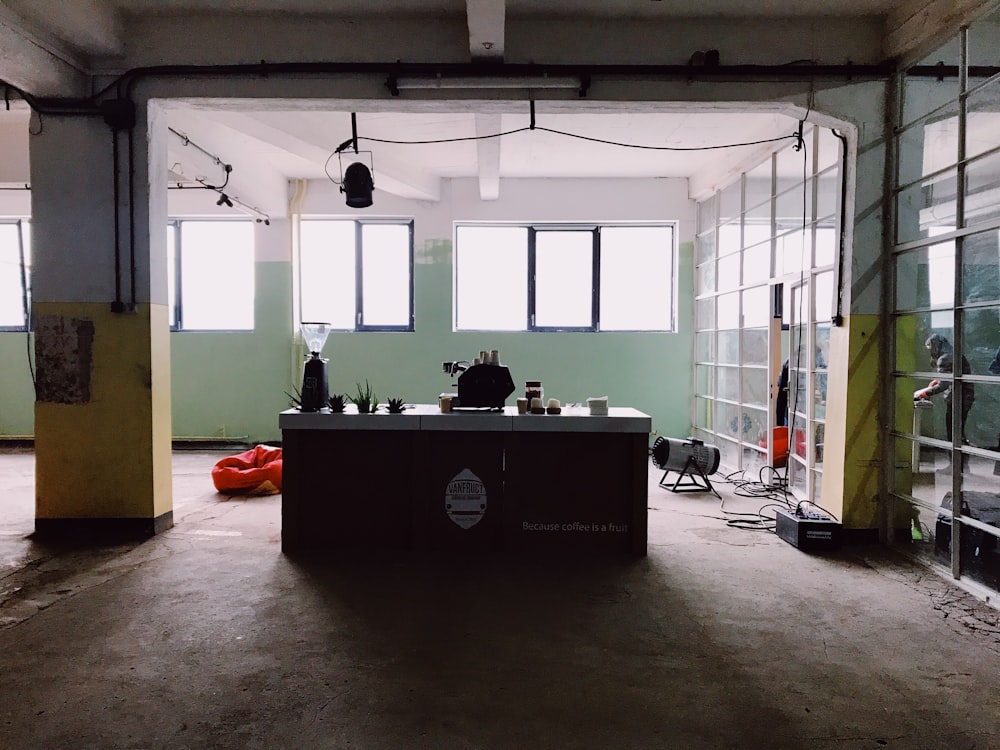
xmin=300 ymin=322 xmax=332 ymax=412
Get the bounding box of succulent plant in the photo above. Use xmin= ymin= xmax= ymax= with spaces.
xmin=328 ymin=393 xmax=347 ymax=413
xmin=285 ymin=386 xmax=303 ymax=409
xmin=349 ymin=380 xmax=378 ymax=413
xmin=386 ymin=397 xmax=408 ymax=414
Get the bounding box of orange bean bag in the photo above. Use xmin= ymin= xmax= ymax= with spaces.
xmin=211 ymin=445 xmax=283 ymax=495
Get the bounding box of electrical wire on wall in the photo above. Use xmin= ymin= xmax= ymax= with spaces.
xmin=16 ymin=218 xmax=35 ymax=394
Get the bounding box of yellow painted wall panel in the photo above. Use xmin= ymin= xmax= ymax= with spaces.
xmin=821 ymin=314 xmax=882 ymax=530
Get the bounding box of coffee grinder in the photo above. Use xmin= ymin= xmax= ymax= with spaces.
xmin=299 ymin=322 xmax=332 ymax=411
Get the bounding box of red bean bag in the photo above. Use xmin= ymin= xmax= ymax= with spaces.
xmin=211 ymin=445 xmax=283 ymax=495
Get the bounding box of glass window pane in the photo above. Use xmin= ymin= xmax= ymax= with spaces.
xmin=894 ymin=240 xmax=956 ymax=312
xmin=599 ymin=226 xmax=673 ymax=331
xmin=742 ymin=286 xmax=769 ymax=328
xmin=898 ymin=110 xmax=959 ymax=190
xmin=718 ymin=292 xmax=740 ymax=330
xmin=815 ymin=225 xmax=837 ymax=267
xmin=719 ymin=181 xmax=741 ymax=223
xmin=697 ymin=261 xmax=717 ymax=295
xmin=301 ymin=220 xmax=356 ymax=329
xmin=361 ymin=224 xmax=410 ymax=328
xmin=718 ymin=366 xmax=739 ymax=401
xmin=961 ymin=229 xmax=1000 ymax=305
xmin=698 ymin=195 xmax=717 ymax=235
xmin=902 ymin=71 xmax=959 ymax=128
xmin=718 ymin=330 xmax=739 ymax=365
xmin=896 ymin=168 xmax=958 ymax=244
xmin=696 ymin=364 xmax=714 ymax=397
xmin=696 ymin=298 xmax=716 ymax=330
xmin=455 ymin=225 xmax=528 ymax=331
xmin=166 ymin=224 xmax=176 ymax=328
xmin=814 ymin=271 xmax=834 ymax=323
xmin=696 ymin=229 xmax=716 ymax=264
xmin=718 ymin=254 xmax=740 ymax=291
xmin=743 ymin=242 xmax=770 ymax=285
xmin=695 ymin=331 xmax=715 ymax=361
xmin=964 ymin=80 xmax=1000 ymax=161
xmin=718 ymin=222 xmax=740 ymax=258
xmin=742 ymin=329 xmax=768 ymax=367
xmin=964 ymin=150 xmax=1000 ymax=227
xmin=745 ymin=159 xmax=772 ymax=212
xmin=816 ymin=172 xmax=839 ymax=219
xmin=742 ymin=367 xmax=768 ymax=408
xmin=894 ymin=312 xmax=954 ymax=373
xmin=535 ymin=230 xmax=592 ymax=328
xmin=0 ymin=224 xmax=28 ymax=327
xmin=180 ymin=221 xmax=254 ymax=330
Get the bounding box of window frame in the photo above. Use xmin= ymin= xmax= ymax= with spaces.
xmin=454 ymin=221 xmax=677 ymax=333
xmin=168 ymin=217 xmax=256 ymax=332
xmin=0 ymin=218 xmax=31 ymax=333
xmin=299 ymin=218 xmax=415 ymax=333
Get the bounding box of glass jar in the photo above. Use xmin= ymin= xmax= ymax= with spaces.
xmin=525 ymin=380 xmax=543 ymax=403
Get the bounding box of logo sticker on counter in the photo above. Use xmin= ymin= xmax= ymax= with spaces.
xmin=445 ymin=469 xmax=487 ymax=529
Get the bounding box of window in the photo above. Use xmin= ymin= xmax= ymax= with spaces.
xmin=0 ymin=220 xmax=31 ymax=331
xmin=299 ymin=219 xmax=414 ymax=331
xmin=454 ymin=223 xmax=675 ymax=331
xmin=167 ymin=219 xmax=255 ymax=331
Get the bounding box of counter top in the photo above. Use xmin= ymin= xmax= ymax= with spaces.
xmin=279 ymin=405 xmax=651 ymax=433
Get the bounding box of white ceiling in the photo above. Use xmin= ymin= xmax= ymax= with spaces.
xmin=0 ymin=0 xmax=977 ymax=215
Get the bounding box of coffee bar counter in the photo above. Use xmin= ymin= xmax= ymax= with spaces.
xmin=279 ymin=405 xmax=651 ymax=556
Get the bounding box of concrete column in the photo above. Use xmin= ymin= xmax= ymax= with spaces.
xmin=810 ymin=82 xmax=888 ymax=538
xmin=29 ymin=109 xmax=173 ymax=538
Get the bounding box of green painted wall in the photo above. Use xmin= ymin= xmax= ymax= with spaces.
xmin=0 ymin=332 xmax=35 ymax=436
xmin=0 ymin=244 xmax=694 ymax=444
xmin=169 ymin=261 xmax=293 ymax=443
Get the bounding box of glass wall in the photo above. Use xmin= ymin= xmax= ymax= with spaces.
xmin=694 ymin=124 xmax=842 ymax=503
xmin=890 ymin=11 xmax=1000 ymax=596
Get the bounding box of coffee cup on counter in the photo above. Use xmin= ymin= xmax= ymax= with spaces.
xmin=516 ymin=397 xmax=529 ymax=414
xmin=439 ymin=395 xmax=453 ymax=413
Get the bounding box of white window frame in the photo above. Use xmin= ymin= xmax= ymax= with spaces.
xmin=454 ymin=222 xmax=677 ymax=332
xmin=167 ymin=218 xmax=256 ymax=332
xmin=299 ymin=218 xmax=415 ymax=332
xmin=0 ymin=219 xmax=31 ymax=332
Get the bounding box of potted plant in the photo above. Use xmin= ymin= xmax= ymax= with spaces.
xmin=386 ymin=397 xmax=408 ymax=414
xmin=328 ymin=393 xmax=347 ymax=413
xmin=285 ymin=386 xmax=303 ymax=410
xmin=349 ymin=380 xmax=379 ymax=414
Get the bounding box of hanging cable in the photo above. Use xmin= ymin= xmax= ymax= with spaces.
xmin=16 ymin=220 xmax=35 ymax=392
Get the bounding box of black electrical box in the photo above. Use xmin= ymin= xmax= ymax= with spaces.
xmin=774 ymin=507 xmax=842 ymax=552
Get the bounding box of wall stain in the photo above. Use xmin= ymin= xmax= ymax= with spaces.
xmin=35 ymin=316 xmax=94 ymax=404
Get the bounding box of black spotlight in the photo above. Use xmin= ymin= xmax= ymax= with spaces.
xmin=341 ymin=162 xmax=374 ymax=208
xmin=216 ymin=193 xmax=233 ymax=207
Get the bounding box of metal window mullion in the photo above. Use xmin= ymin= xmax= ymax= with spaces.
xmin=173 ymin=220 xmax=183 ymax=330
xmin=883 ymin=70 xmax=903 ymax=545
xmin=527 ymin=227 xmax=537 ymax=330
xmin=408 ymin=220 xmax=415 ymax=330
xmin=354 ymin=220 xmax=364 ymax=330
xmin=591 ymin=227 xmax=600 ymax=331
xmin=950 ymin=26 xmax=969 ymax=580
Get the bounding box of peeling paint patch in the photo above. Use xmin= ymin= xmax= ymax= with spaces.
xmin=35 ymin=315 xmax=94 ymax=404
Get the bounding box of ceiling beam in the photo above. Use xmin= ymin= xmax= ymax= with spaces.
xmin=0 ymin=6 xmax=87 ymax=96
xmin=885 ymin=0 xmax=996 ymax=66
xmin=475 ymin=114 xmax=502 ymax=201
xmin=466 ymin=0 xmax=505 ymax=61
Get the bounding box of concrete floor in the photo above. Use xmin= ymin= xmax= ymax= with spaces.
xmin=2 ymin=449 xmax=999 ymax=750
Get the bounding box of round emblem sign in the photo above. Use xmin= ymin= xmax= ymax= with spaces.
xmin=445 ymin=468 xmax=487 ymax=529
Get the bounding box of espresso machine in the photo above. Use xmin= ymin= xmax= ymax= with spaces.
xmin=300 ymin=322 xmax=332 ymax=412
xmin=441 ymin=350 xmax=515 ymax=409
